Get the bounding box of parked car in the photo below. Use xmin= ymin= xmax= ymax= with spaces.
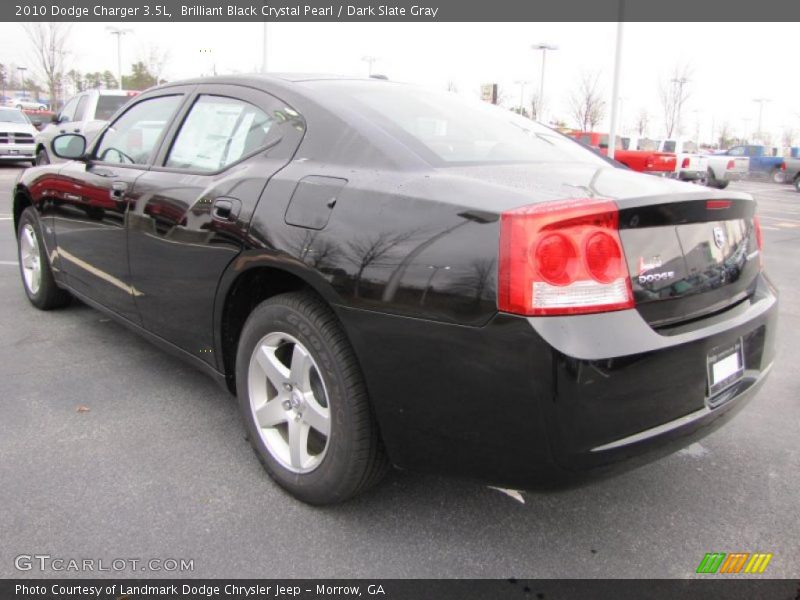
xmin=12 ymin=75 xmax=777 ymax=504
xmin=571 ymin=131 xmax=677 ymax=176
xmin=34 ymin=89 xmax=138 ymax=165
xmin=715 ymin=145 xmax=784 ymax=182
xmin=0 ymin=107 xmax=38 ymax=165
xmin=779 ymin=157 xmax=800 ymax=191
xmin=654 ymin=139 xmax=709 ymax=183
xmin=704 ymin=153 xmax=750 ymax=189
xmin=22 ymin=109 xmax=57 ymax=131
xmin=7 ymin=97 xmax=48 ymax=111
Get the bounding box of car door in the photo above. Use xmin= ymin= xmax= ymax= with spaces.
xmin=126 ymin=84 xmax=305 ymax=365
xmin=52 ymin=92 xmax=187 ymax=323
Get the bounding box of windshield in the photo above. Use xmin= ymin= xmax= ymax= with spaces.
xmin=96 ymin=95 xmax=131 ymax=121
xmin=0 ymin=109 xmax=30 ymax=124
xmin=306 ymin=81 xmax=608 ymax=167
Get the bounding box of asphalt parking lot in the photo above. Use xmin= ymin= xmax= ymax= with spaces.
xmin=0 ymin=163 xmax=798 ymax=579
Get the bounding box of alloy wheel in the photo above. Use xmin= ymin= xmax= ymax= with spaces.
xmin=19 ymin=224 xmax=42 ymax=295
xmin=247 ymin=331 xmax=331 ymax=473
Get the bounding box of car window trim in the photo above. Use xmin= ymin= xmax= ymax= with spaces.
xmin=87 ymin=89 xmax=195 ymax=171
xmin=149 ymin=83 xmax=304 ymax=177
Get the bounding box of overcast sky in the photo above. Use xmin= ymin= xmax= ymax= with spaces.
xmin=1 ymin=21 xmax=797 ymax=144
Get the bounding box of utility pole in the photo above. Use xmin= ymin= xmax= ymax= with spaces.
xmin=106 ymin=27 xmax=133 ymax=89
xmin=531 ymin=43 xmax=558 ymax=124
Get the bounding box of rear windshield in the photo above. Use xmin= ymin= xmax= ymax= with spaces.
xmin=306 ymin=81 xmax=608 ymax=167
xmin=0 ymin=109 xmax=30 ymax=124
xmin=96 ymin=95 xmax=131 ymax=121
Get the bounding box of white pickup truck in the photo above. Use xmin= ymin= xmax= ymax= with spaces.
xmin=653 ymin=139 xmax=709 ymax=183
xmin=34 ymin=89 xmax=138 ymax=164
xmin=703 ymin=153 xmax=750 ymax=189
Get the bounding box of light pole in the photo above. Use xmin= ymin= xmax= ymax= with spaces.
xmin=753 ymin=98 xmax=771 ymax=142
xmin=262 ymin=22 xmax=268 ymax=72
xmin=607 ymin=13 xmax=624 ymax=159
xmin=514 ymin=80 xmax=530 ymax=116
xmin=16 ymin=66 xmax=27 ymax=98
xmin=531 ymin=43 xmax=558 ymax=124
xmin=362 ymin=55 xmax=378 ymax=77
xmin=419 ymin=265 xmax=451 ymax=306
xmin=106 ymin=27 xmax=133 ymax=90
xmin=671 ymin=76 xmax=689 ymax=138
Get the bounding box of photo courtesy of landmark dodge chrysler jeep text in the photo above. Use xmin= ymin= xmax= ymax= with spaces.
xmin=12 ymin=75 xmax=777 ymax=504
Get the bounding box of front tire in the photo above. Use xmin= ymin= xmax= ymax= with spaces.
xmin=235 ymin=291 xmax=388 ymax=504
xmin=794 ymin=177 xmax=800 ymax=193
xmin=35 ymin=148 xmax=50 ymax=166
xmin=17 ymin=207 xmax=71 ymax=310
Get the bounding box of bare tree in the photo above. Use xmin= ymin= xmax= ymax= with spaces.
xmin=140 ymin=42 xmax=170 ymax=84
xmin=446 ymin=80 xmax=458 ymax=93
xmin=530 ymin=93 xmax=541 ymax=121
xmin=781 ymin=128 xmax=795 ymax=149
xmin=717 ymin=121 xmax=733 ymax=149
xmin=24 ymin=23 xmax=71 ymax=108
xmin=347 ymin=231 xmax=415 ymax=297
xmin=569 ymin=71 xmax=606 ymax=131
xmin=635 ymin=108 xmax=650 ymax=137
xmin=659 ymin=65 xmax=692 ymax=139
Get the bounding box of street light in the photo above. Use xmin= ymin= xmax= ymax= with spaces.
xmin=106 ymin=26 xmax=133 ymax=90
xmin=753 ymin=98 xmax=771 ymax=142
xmin=361 ymin=55 xmax=379 ymax=77
xmin=530 ymin=43 xmax=558 ymax=124
xmin=513 ymin=80 xmax=530 ymax=116
xmin=16 ymin=66 xmax=27 ymax=98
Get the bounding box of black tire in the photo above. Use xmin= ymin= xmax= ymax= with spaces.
xmin=35 ymin=148 xmax=50 ymax=166
xmin=235 ymin=291 xmax=388 ymax=504
xmin=794 ymin=177 xmax=800 ymax=193
xmin=770 ymin=169 xmax=785 ymax=184
xmin=716 ymin=179 xmax=730 ymax=190
xmin=706 ymin=168 xmax=721 ymax=189
xmin=17 ymin=207 xmax=71 ymax=310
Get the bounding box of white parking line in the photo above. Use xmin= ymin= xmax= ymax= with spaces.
xmin=0 ymin=261 xmax=19 ymax=266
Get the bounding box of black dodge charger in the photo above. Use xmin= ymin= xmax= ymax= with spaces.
xmin=12 ymin=75 xmax=777 ymax=504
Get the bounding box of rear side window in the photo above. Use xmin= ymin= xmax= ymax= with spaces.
xmin=94 ymin=95 xmax=182 ymax=165
xmin=662 ymin=140 xmax=676 ymax=153
xmin=96 ymin=95 xmax=131 ymax=121
xmin=165 ymin=95 xmax=274 ymax=171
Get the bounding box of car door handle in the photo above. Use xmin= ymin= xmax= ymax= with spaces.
xmin=212 ymin=198 xmax=241 ymax=221
xmin=110 ymin=181 xmax=128 ymax=200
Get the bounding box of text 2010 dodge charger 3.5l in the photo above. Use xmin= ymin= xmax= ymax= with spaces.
xmin=12 ymin=75 xmax=777 ymax=504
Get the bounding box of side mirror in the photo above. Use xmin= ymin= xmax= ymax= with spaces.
xmin=51 ymin=133 xmax=87 ymax=160
xmin=51 ymin=113 xmax=60 ymax=123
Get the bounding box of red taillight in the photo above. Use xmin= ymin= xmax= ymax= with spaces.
xmin=781 ymin=162 xmax=786 ymax=171
xmin=754 ymin=214 xmax=763 ymax=251
xmin=707 ymin=200 xmax=732 ymax=210
xmin=498 ymin=198 xmax=634 ymax=316
xmin=727 ymin=160 xmax=735 ymax=170
xmin=681 ymin=157 xmax=690 ymax=169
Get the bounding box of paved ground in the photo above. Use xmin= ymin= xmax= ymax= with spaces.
xmin=0 ymin=163 xmax=798 ymax=579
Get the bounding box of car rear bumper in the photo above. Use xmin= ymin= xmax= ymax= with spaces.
xmin=337 ymin=273 xmax=778 ymax=489
xmin=722 ymin=171 xmax=747 ymax=181
xmin=679 ymin=170 xmax=706 ymax=181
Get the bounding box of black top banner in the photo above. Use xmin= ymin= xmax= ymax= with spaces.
xmin=4 ymin=0 xmax=800 ymax=22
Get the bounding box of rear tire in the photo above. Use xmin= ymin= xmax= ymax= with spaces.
xmin=771 ymin=169 xmax=785 ymax=184
xmin=706 ymin=168 xmax=728 ymax=189
xmin=794 ymin=176 xmax=800 ymax=193
xmin=17 ymin=207 xmax=71 ymax=310
xmin=235 ymin=291 xmax=388 ymax=504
